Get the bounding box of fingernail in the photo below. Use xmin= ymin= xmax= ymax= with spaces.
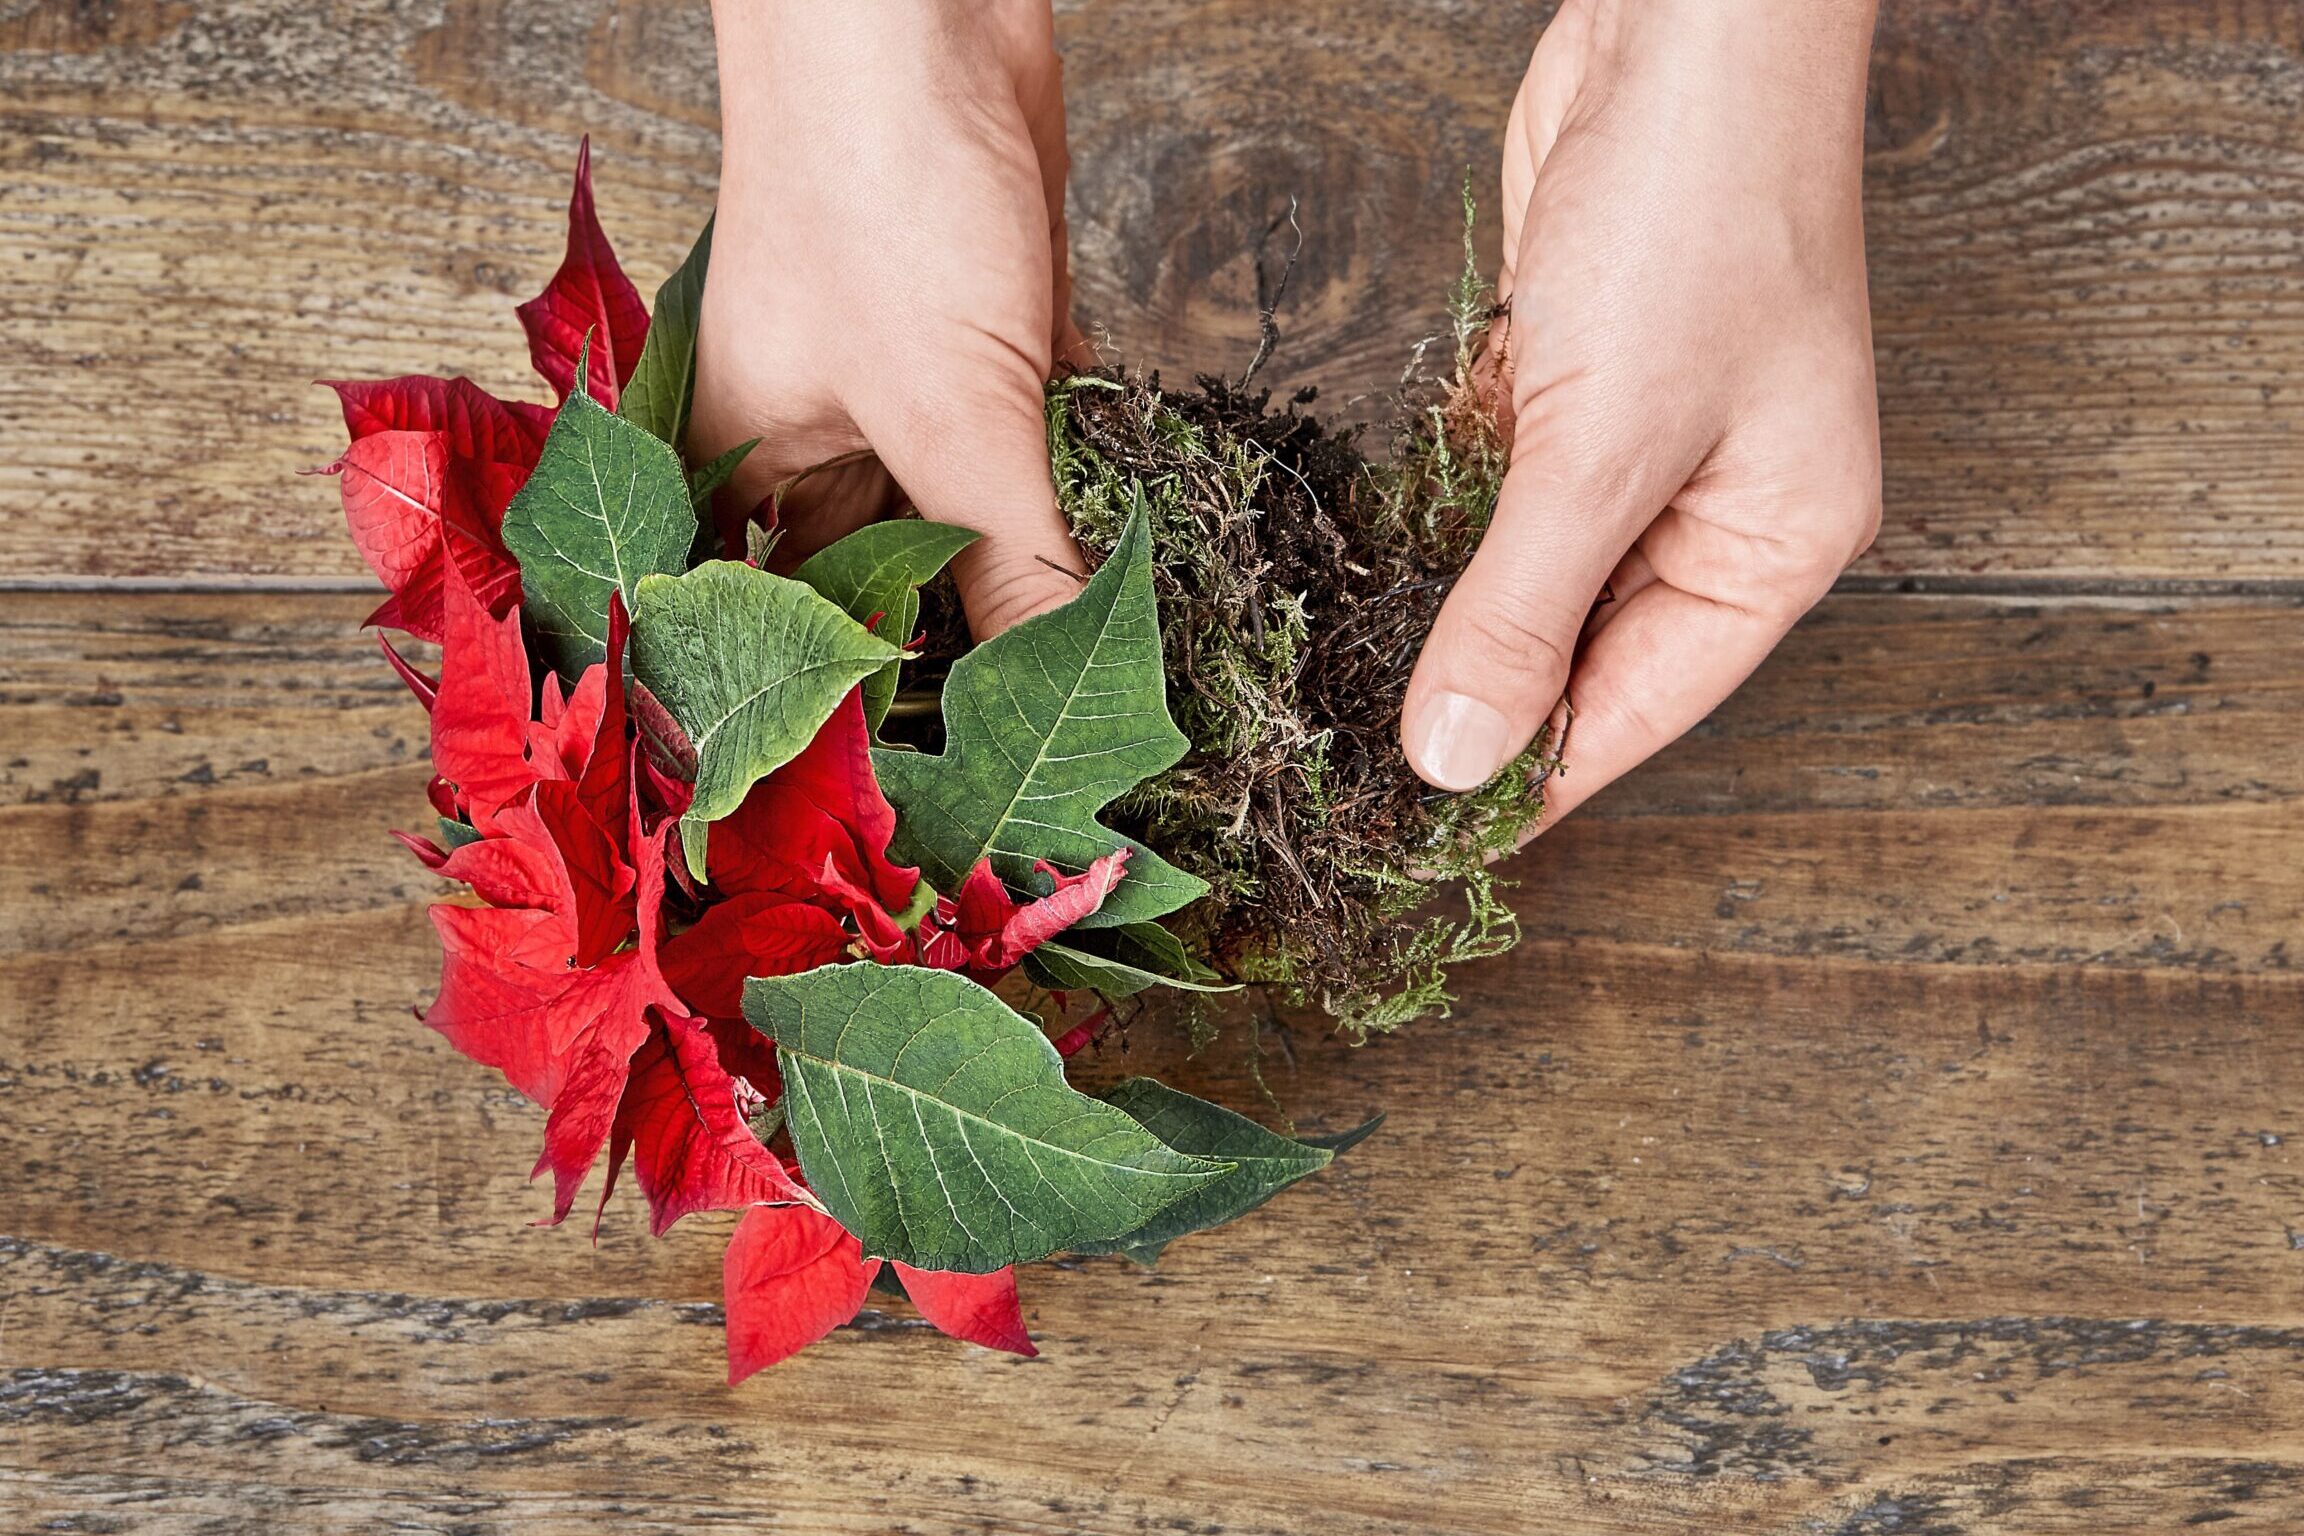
xmin=1411 ymin=691 xmax=1518 ymax=792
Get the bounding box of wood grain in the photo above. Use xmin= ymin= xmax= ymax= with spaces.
xmin=5 ymin=0 xmax=2303 ymax=1529
xmin=4 ymin=589 xmax=2302 ymax=1532
xmin=2 ymin=0 xmax=2302 ymax=582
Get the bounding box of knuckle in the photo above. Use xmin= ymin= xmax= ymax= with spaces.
xmin=1582 ymin=687 xmax=1671 ymax=762
xmin=1738 ymin=490 xmax=1882 ymax=626
xmin=1748 ymin=552 xmax=1839 ymax=627
xmin=883 ymin=347 xmax=1049 ymax=464
xmin=1445 ymin=596 xmax=1574 ymax=696
xmin=962 ymin=561 xmax=1078 ymax=639
xmin=1848 ymin=489 xmax=1885 ymax=563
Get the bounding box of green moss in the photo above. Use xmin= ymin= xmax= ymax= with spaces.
xmin=1033 ymin=189 xmax=1555 ymax=1036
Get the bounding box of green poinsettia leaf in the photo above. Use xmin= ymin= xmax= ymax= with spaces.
xmin=688 ymin=437 xmax=756 ymax=510
xmin=628 ymin=561 xmax=901 ymax=879
xmin=1078 ymin=1079 xmax=1377 ymax=1266
xmin=874 ymin=502 xmax=1208 ymax=928
xmin=1299 ymin=1111 xmax=1387 ymax=1155
xmin=684 ymin=438 xmax=757 ymax=566
xmin=743 ymin=517 xmax=780 ymax=569
xmin=500 ymin=347 xmax=699 ymax=677
xmin=793 ymin=519 xmax=980 ymax=734
xmin=744 ymin=964 xmax=1231 ymax=1272
xmin=1025 ymin=921 xmax=1235 ymax=997
xmin=436 ymin=816 xmax=485 ymax=852
xmin=617 ymin=216 xmax=712 ymax=448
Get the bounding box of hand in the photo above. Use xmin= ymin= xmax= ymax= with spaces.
xmin=692 ymin=0 xmax=1088 ymax=639
xmin=1400 ymin=0 xmax=1883 ymax=829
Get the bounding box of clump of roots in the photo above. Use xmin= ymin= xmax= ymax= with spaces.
xmin=1039 ymin=193 xmax=1558 ymax=1036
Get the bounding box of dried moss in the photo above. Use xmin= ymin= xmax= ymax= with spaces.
xmin=895 ymin=191 xmax=1551 ymax=1035
xmin=1042 ymin=196 xmax=1556 ymax=1036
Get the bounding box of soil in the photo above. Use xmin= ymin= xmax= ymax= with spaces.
xmin=903 ymin=347 xmax=1552 ymax=1035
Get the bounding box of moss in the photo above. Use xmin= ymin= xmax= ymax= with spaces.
xmin=895 ymin=191 xmax=1548 ymax=1036
xmin=1033 ymin=192 xmax=1555 ymax=1036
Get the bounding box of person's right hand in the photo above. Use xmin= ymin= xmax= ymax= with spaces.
xmin=692 ymin=0 xmax=1088 ymax=641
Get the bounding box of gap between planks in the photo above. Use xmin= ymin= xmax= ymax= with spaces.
xmin=8 ymin=574 xmax=2304 ymax=600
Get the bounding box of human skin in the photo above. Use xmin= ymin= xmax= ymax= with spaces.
xmin=1399 ymin=0 xmax=1883 ymax=828
xmin=694 ymin=0 xmax=1883 ymax=829
xmin=691 ymin=0 xmax=1089 ymax=642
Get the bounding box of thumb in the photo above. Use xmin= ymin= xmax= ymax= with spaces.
xmin=1401 ymin=425 xmax=1677 ymax=792
xmin=861 ymin=361 xmax=1085 ymax=640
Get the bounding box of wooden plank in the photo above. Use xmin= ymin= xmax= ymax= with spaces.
xmin=15 ymin=590 xmax=2299 ymax=813
xmin=4 ymin=588 xmax=2303 ymax=1530
xmin=10 ymin=592 xmax=2300 ymax=967
xmin=2 ymin=1 xmax=2302 ymax=582
xmin=1856 ymin=2 xmax=2304 ymax=582
xmin=6 ymin=952 xmax=2304 ymax=1532
xmin=7 ymin=1461 xmax=2304 ymax=1536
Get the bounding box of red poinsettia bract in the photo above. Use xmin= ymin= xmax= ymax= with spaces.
xmin=320 ymin=374 xmax=542 ymax=642
xmin=343 ymin=142 xmax=1128 ymax=1377
xmin=516 ymin=136 xmax=650 ymax=408
xmin=724 ymin=1204 xmax=1034 ymax=1384
xmin=316 ymin=134 xmax=642 ymax=644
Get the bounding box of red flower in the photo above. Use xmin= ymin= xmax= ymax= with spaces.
xmin=517 ymin=136 xmax=649 ymax=408
xmin=657 ymin=895 xmax=851 ymax=1019
xmin=598 ymin=1015 xmax=806 ymax=1239
xmin=702 ymin=687 xmax=922 ymax=956
xmin=326 ymin=135 xmax=647 ymax=640
xmin=914 ymin=850 xmax=1130 ymax=982
xmin=356 ymin=141 xmax=1137 ymax=1377
xmin=724 ymin=1203 xmax=1035 ymax=1383
xmin=692 ymin=689 xmax=1130 ymax=984
xmin=399 ymin=574 xmax=813 ymax=1232
xmin=319 ymin=375 xmax=541 ymax=642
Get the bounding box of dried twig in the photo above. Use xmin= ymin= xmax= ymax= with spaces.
xmin=1239 ymin=197 xmax=1304 ymax=390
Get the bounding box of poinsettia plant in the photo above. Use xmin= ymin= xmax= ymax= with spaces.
xmin=321 ymin=140 xmax=1375 ymax=1379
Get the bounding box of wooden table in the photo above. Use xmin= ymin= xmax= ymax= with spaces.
xmin=5 ymin=3 xmax=2301 ymax=1531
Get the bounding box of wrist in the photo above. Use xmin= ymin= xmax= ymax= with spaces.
xmin=1572 ymin=0 xmax=1875 ymax=186
xmin=710 ymin=0 xmax=1047 ymax=53
xmin=710 ymin=0 xmax=1050 ymax=138
xmin=1586 ymin=0 xmax=1876 ymax=91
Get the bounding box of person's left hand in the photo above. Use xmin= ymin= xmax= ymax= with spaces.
xmin=1399 ymin=0 xmax=1884 ymax=832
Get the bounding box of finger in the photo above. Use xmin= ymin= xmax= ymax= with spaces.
xmin=759 ymin=457 xmax=897 ymax=568
xmin=1494 ymin=13 xmax=1586 ymax=309
xmin=1055 ymin=308 xmax=1097 ymax=372
xmin=699 ymin=418 xmax=893 ymax=568
xmin=1581 ymin=542 xmax=1659 ymax=640
xmin=1496 ymin=85 xmax=1534 ymax=306
xmin=860 ymin=358 xmax=1086 ymax=640
xmin=1050 ymin=199 xmax=1096 ymax=371
xmin=1050 ymin=185 xmax=1096 ymax=372
xmin=1004 ymin=18 xmax=1089 ymax=371
xmin=1528 ymin=577 xmax=1790 ymax=833
xmin=1400 ymin=413 xmax=1691 ymax=791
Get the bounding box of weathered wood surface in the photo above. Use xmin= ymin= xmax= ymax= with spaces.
xmin=2 ymin=0 xmax=2303 ymax=582
xmin=5 ymin=590 xmax=2304 ymax=1532
xmin=6 ymin=0 xmax=2304 ymax=1530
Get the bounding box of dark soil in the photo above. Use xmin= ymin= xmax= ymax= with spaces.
xmin=904 ymin=348 xmax=1551 ymax=1034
